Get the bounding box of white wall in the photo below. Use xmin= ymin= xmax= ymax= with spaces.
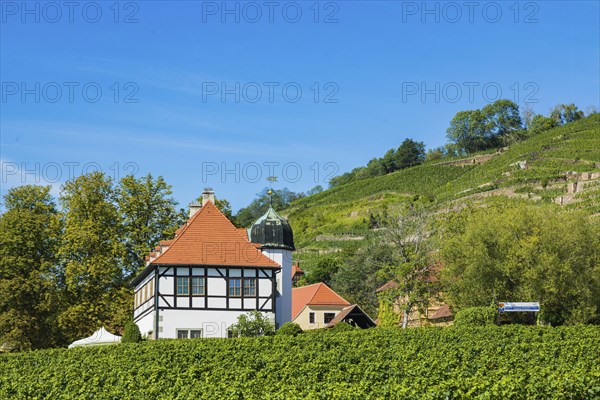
xmin=135 ymin=310 xmax=156 ymax=338
xmin=261 ymin=248 xmax=292 ymax=327
xmin=293 ymin=305 xmax=347 ymax=330
xmin=159 ymin=309 xmax=275 ymax=338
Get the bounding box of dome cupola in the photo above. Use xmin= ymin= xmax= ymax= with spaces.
xmin=249 ymin=207 xmax=295 ymax=251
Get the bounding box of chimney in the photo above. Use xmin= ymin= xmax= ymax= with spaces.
xmin=202 ymin=188 xmax=215 ymax=206
xmin=188 ymin=202 xmax=202 ymax=218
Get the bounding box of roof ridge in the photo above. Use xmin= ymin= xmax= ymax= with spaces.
xmin=305 ymin=282 xmax=324 ymax=305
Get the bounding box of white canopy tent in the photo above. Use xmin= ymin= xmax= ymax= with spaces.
xmin=68 ymin=327 xmax=121 ymax=349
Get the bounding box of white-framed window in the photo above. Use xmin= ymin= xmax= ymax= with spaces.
xmin=190 ymin=330 xmax=202 ymax=339
xmin=309 ymin=312 xmax=315 ymax=324
xmin=229 ymin=278 xmax=242 ymax=297
xmin=177 ymin=330 xmax=188 ymax=339
xmin=177 ymin=277 xmax=189 ymax=295
xmin=191 ymin=277 xmax=205 ymax=295
xmin=177 ymin=329 xmax=203 ymax=339
xmin=243 ymin=278 xmax=256 ymax=296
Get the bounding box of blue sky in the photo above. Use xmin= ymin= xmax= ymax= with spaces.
xmin=1 ymin=1 xmax=599 ymax=212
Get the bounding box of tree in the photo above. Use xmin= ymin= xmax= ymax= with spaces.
xmin=425 ymin=147 xmax=444 ymax=162
xmin=381 ymin=149 xmax=397 ymax=173
xmin=482 ymin=99 xmax=523 ymax=143
xmin=117 ymin=174 xmax=181 ymax=278
xmin=521 ymin=103 xmax=536 ymax=131
xmin=528 ymin=114 xmax=558 ymax=135
xmin=550 ymin=104 xmax=584 ymax=125
xmin=447 ymin=100 xmax=524 ymax=152
xmin=58 ymin=172 xmax=129 ymax=341
xmin=121 ymin=321 xmax=142 ymax=343
xmin=307 ymin=185 xmax=324 ymax=196
xmin=378 ymin=205 xmax=439 ymax=328
xmin=332 ymin=241 xmax=395 ymax=317
xmin=0 ymin=186 xmax=63 ymax=351
xmin=446 ymin=109 xmax=488 ymax=153
xmin=395 ymin=139 xmax=426 ymax=169
xmin=440 ymin=205 xmax=600 ymax=325
xmin=228 ymin=310 xmax=275 ymax=337
xmin=304 ymin=256 xmax=339 ymax=286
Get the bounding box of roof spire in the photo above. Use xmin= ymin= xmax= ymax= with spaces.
xmin=266 ymin=176 xmax=277 ymax=208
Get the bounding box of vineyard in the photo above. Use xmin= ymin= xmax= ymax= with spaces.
xmin=287 ymin=114 xmax=600 ymax=249
xmin=1 ymin=326 xmax=599 ymax=399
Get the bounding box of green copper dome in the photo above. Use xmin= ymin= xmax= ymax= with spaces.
xmin=249 ymin=207 xmax=295 ymax=251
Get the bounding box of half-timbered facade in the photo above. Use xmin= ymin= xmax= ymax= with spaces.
xmin=131 ymin=190 xmax=295 ymax=339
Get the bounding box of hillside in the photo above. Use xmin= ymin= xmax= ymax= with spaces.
xmin=286 ymin=115 xmax=600 ymax=266
xmin=1 ymin=326 xmax=599 ymax=399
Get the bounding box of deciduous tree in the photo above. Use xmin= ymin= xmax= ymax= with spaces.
xmin=0 ymin=185 xmax=63 ymax=350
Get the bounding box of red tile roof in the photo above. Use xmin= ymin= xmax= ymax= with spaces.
xmin=237 ymin=228 xmax=248 ymax=240
xmin=292 ymin=283 xmax=350 ymax=319
xmin=291 ymin=262 xmax=304 ymax=279
xmin=151 ymin=201 xmax=280 ymax=268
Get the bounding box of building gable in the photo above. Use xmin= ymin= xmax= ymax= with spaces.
xmin=151 ymin=201 xmax=280 ymax=268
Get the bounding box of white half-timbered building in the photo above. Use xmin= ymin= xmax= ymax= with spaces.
xmin=131 ymin=190 xmax=295 ymax=339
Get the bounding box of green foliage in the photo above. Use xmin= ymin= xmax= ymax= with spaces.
xmin=276 ymin=322 xmax=303 ymax=336
xmin=447 ymin=100 xmax=523 ymax=153
xmin=454 ymin=307 xmax=497 ymax=327
xmin=329 ymin=321 xmax=355 ymax=331
xmin=58 ymin=172 xmax=129 ymax=342
xmin=117 ymin=174 xmax=182 ymax=277
xmin=303 ymin=256 xmax=339 ymax=286
xmin=332 ymin=241 xmax=395 ymax=317
xmin=121 ymin=321 xmax=142 ymax=343
xmin=376 ymin=300 xmax=400 ymax=327
xmin=380 ymin=205 xmax=440 ymax=328
xmin=0 ymin=186 xmax=63 ymax=351
xmin=440 ymin=204 xmax=600 ymax=325
xmin=1 ymin=326 xmax=599 ymax=398
xmin=329 ymin=138 xmax=425 ymax=187
xmin=529 ymin=114 xmax=558 ymax=135
xmin=228 ymin=311 xmax=275 ymax=337
xmin=551 ymin=103 xmax=585 ymax=125
xmin=396 ymin=138 xmax=426 ymax=169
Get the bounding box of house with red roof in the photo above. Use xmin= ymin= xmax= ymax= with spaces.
xmin=291 ymin=283 xmax=375 ymax=330
xmin=132 ymin=189 xmax=296 ymax=339
xmin=375 ymin=274 xmax=454 ymax=327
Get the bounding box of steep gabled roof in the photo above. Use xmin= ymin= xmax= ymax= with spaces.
xmin=151 ymin=201 xmax=280 ymax=268
xmin=292 ymin=283 xmax=350 ymax=319
xmin=325 ymin=304 xmax=376 ymax=329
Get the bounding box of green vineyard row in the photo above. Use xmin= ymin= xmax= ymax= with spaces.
xmin=1 ymin=325 xmax=599 ymax=399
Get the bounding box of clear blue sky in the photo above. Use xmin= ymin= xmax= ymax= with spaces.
xmin=1 ymin=1 xmax=599 ymax=212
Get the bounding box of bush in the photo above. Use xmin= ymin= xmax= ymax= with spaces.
xmin=454 ymin=307 xmax=497 ymax=327
xmin=121 ymin=321 xmax=141 ymax=343
xmin=276 ymin=322 xmax=303 ymax=336
xmin=229 ymin=311 xmax=275 ymax=337
xmin=329 ymin=322 xmax=355 ymax=332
